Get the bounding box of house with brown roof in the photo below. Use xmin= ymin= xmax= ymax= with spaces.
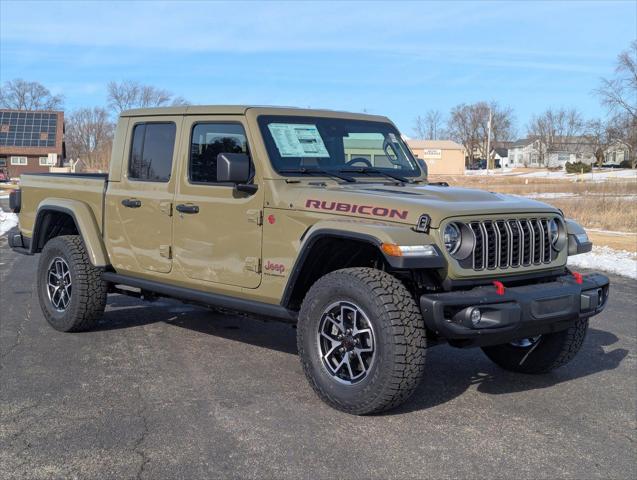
xmin=0 ymin=109 xmax=64 ymax=179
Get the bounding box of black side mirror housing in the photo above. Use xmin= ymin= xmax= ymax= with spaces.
xmin=216 ymin=152 xmax=258 ymax=193
xmin=417 ymin=158 xmax=428 ymax=178
xmin=217 ymin=152 xmax=250 ymax=183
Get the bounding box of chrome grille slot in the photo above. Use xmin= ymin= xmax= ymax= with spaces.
xmin=541 ymin=218 xmax=552 ymax=263
xmin=469 ymin=222 xmax=484 ymax=270
xmin=495 ymin=220 xmax=509 ymax=268
xmin=461 ymin=217 xmax=555 ymax=272
xmin=483 ymin=221 xmax=498 ymax=269
xmin=531 ymin=219 xmax=543 ymax=264
xmin=519 ymin=219 xmax=532 ymax=266
xmin=508 ymin=220 xmax=521 ymax=267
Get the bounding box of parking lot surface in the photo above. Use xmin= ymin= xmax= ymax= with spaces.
xmin=1 ymin=239 xmax=635 ymax=479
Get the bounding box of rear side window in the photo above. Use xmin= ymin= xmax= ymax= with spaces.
xmin=129 ymin=122 xmax=176 ymax=182
xmin=189 ymin=123 xmax=249 ymax=183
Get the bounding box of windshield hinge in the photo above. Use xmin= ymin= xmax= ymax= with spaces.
xmin=159 ymin=201 xmax=173 ymax=216
xmin=245 ymin=256 xmax=261 ymax=273
xmin=247 ymin=209 xmax=263 ymax=226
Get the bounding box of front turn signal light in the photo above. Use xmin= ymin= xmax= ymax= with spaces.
xmin=381 ymin=244 xmax=438 ymax=257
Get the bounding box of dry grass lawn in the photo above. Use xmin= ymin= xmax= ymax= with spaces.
xmin=430 ymin=172 xmax=637 ymax=252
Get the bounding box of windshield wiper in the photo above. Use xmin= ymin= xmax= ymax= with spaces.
xmin=339 ymin=167 xmax=413 ymax=184
xmin=278 ymin=168 xmax=356 ymax=183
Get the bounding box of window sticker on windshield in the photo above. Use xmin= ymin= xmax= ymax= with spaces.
xmin=388 ymin=133 xmax=398 ymax=143
xmin=267 ymin=123 xmax=330 ymax=157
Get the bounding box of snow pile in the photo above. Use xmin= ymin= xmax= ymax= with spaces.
xmin=0 ymin=210 xmax=18 ymax=236
xmin=568 ymin=246 xmax=637 ymax=279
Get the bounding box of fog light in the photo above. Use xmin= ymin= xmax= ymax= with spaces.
xmin=470 ymin=308 xmax=482 ymax=327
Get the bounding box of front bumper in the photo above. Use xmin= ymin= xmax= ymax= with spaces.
xmin=420 ymin=273 xmax=609 ymax=348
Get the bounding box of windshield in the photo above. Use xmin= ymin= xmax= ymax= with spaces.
xmin=258 ymin=115 xmax=421 ymax=178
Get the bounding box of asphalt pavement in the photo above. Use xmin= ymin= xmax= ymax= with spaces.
xmin=1 ymin=234 xmax=635 ymax=479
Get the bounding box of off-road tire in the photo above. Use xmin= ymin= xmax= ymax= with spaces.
xmin=37 ymin=235 xmax=107 ymax=332
xmin=481 ymin=318 xmax=589 ymax=374
xmin=297 ymin=267 xmax=426 ymax=415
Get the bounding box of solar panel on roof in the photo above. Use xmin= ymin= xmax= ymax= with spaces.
xmin=0 ymin=111 xmax=58 ymax=148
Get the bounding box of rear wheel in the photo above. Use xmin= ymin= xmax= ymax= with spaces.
xmin=481 ymin=318 xmax=589 ymax=374
xmin=297 ymin=267 xmax=426 ymax=415
xmin=37 ymin=235 xmax=107 ymax=332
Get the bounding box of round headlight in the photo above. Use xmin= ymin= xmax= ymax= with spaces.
xmin=443 ymin=223 xmax=461 ymax=255
xmin=549 ymin=218 xmax=559 ymax=246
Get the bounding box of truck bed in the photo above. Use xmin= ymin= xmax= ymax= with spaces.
xmin=18 ymin=173 xmax=108 ymax=237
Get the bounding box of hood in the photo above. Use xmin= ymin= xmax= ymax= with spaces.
xmin=284 ymin=182 xmax=561 ymax=228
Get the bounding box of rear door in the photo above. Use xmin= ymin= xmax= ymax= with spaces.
xmin=106 ymin=116 xmax=182 ymax=275
xmin=173 ymin=116 xmax=263 ymax=288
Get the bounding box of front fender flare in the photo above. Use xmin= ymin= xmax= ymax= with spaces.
xmin=280 ymin=220 xmax=445 ymax=308
xmin=33 ymin=199 xmax=109 ymax=267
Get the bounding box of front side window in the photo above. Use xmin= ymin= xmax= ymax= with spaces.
xmin=11 ymin=156 xmax=27 ymax=165
xmin=128 ymin=122 xmax=176 ymax=182
xmin=258 ymin=115 xmax=420 ymax=177
xmin=189 ymin=123 xmax=249 ymax=183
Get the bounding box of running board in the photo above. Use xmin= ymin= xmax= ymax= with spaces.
xmin=102 ymin=272 xmax=298 ymax=322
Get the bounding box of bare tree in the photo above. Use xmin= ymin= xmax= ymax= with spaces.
xmin=606 ymin=113 xmax=637 ymax=167
xmin=0 ymin=79 xmax=64 ymax=110
xmin=65 ymin=107 xmax=114 ymax=171
xmin=527 ymin=108 xmax=585 ymax=165
xmin=107 ymin=80 xmax=188 ymax=114
xmin=446 ymin=104 xmax=480 ymax=166
xmin=595 ymin=40 xmax=637 ymax=120
xmin=595 ymin=41 xmax=637 ymax=167
xmin=413 ymin=110 xmax=444 ymax=139
xmin=585 ymin=119 xmax=612 ymax=166
xmin=446 ymin=102 xmax=515 ymax=167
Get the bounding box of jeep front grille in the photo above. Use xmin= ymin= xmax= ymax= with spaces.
xmin=465 ymin=218 xmax=554 ymax=271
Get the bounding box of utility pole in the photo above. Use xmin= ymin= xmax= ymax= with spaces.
xmin=486 ymin=107 xmax=492 ymax=175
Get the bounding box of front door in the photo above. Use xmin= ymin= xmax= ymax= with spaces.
xmin=106 ymin=117 xmax=181 ymax=275
xmin=173 ymin=117 xmax=263 ymax=288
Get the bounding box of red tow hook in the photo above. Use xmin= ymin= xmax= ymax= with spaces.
xmin=572 ymin=271 xmax=583 ymax=284
xmin=493 ymin=280 xmax=505 ymax=295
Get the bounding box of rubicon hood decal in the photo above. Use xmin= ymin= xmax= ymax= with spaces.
xmin=305 ymin=199 xmax=408 ymax=220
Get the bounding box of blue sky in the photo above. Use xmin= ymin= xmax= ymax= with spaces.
xmin=1 ymin=0 xmax=635 ymax=136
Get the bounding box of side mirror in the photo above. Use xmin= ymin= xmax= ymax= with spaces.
xmin=216 ymin=152 xmax=258 ymax=194
xmin=417 ymin=158 xmax=428 ymax=178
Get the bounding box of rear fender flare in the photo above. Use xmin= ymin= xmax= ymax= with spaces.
xmin=32 ymin=199 xmax=109 ymax=267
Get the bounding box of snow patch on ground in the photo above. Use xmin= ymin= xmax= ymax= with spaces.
xmin=0 ymin=210 xmax=18 ymax=236
xmin=523 ymin=192 xmax=577 ymax=199
xmin=519 ymin=169 xmax=636 ymax=182
xmin=463 ymin=168 xmax=636 ymax=182
xmin=586 ymin=228 xmax=636 ymax=236
xmin=521 ymin=192 xmax=637 ymax=200
xmin=568 ymin=246 xmax=637 ymax=279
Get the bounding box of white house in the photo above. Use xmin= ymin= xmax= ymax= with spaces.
xmin=508 ymin=136 xmax=597 ymax=168
xmin=491 ymin=147 xmax=509 ymax=168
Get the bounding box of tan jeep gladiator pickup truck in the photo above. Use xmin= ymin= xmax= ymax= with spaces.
xmin=8 ymin=106 xmax=609 ymax=414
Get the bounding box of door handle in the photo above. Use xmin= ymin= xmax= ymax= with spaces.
xmin=176 ymin=204 xmax=199 ymax=214
xmin=121 ymin=198 xmax=142 ymax=208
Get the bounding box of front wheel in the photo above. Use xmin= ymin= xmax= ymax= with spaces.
xmin=37 ymin=235 xmax=107 ymax=332
xmin=481 ymin=318 xmax=589 ymax=374
xmin=297 ymin=267 xmax=426 ymax=415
